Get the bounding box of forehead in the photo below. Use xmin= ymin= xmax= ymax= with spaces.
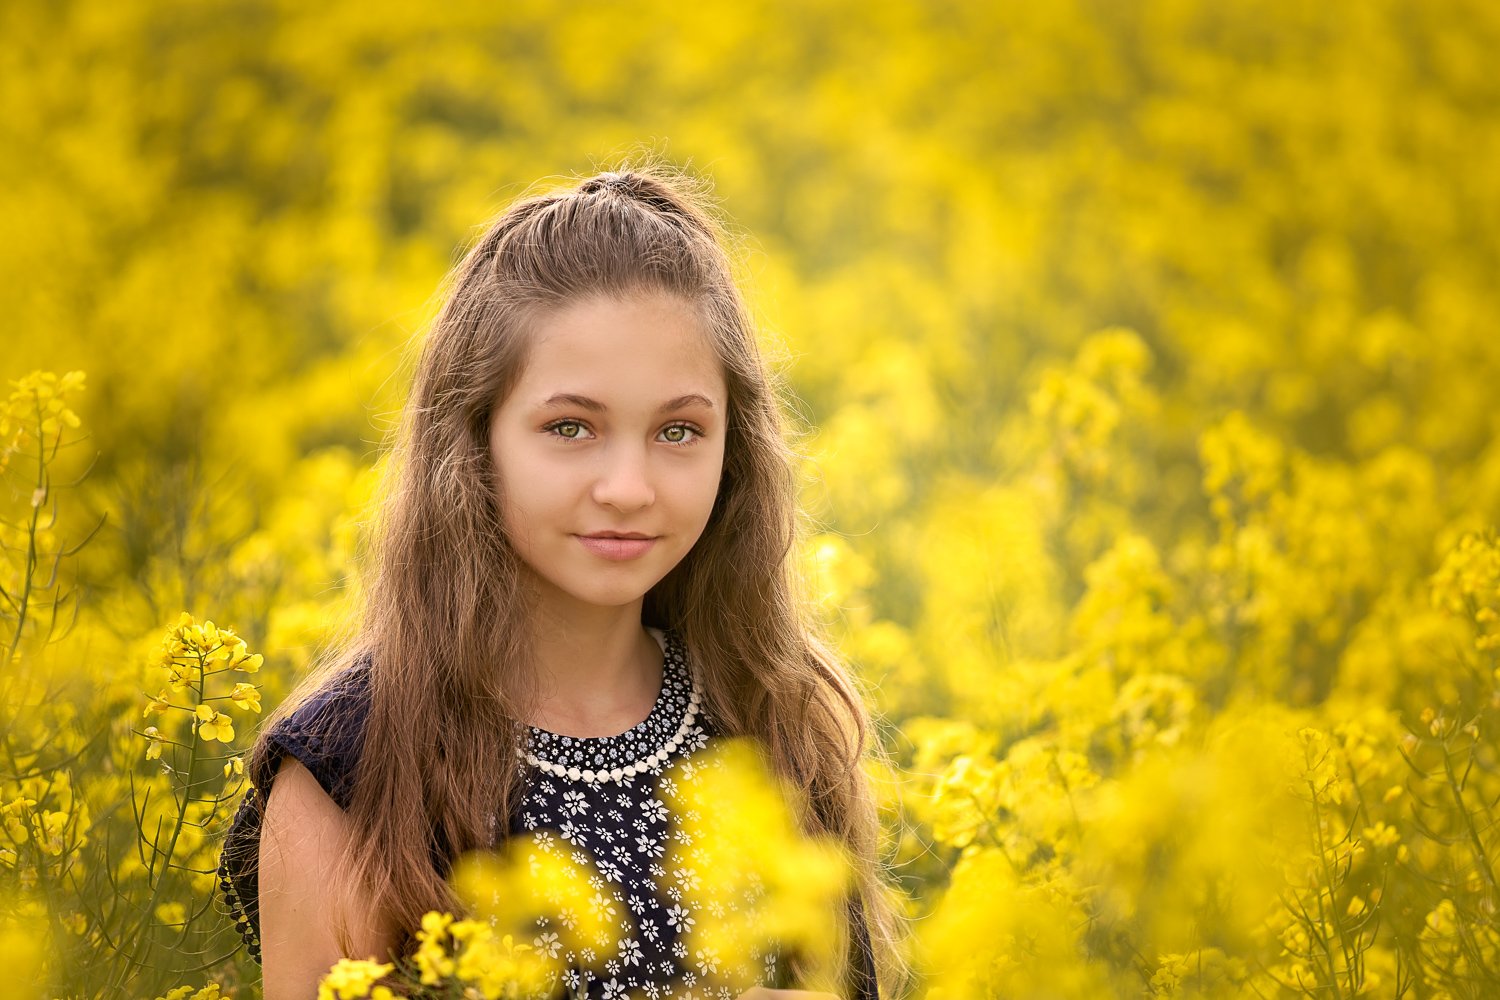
xmin=510 ymin=292 xmax=726 ymax=401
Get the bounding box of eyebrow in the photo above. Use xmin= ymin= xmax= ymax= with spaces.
xmin=536 ymin=392 xmax=717 ymax=415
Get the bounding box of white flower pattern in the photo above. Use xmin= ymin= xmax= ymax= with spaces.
xmin=507 ymin=627 xmax=782 ymax=999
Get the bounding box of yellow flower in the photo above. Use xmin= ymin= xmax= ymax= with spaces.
xmin=317 ymin=958 xmax=395 ymax=1000
xmin=230 ymin=682 xmax=262 ymax=713
xmin=3 ymin=370 xmax=85 ymax=443
xmin=413 ymin=911 xmax=456 ymax=984
xmin=167 ymin=659 xmax=199 ymax=693
xmin=36 ymin=810 xmax=69 ymax=857
xmin=143 ymin=727 xmax=164 ymax=761
xmin=155 ymin=901 xmax=186 ymax=925
xmin=195 ymin=705 xmax=235 ymax=743
xmin=181 ymin=624 xmax=206 ymax=652
xmin=223 ymin=755 xmax=245 ymax=779
xmin=2 ymin=801 xmax=29 ymax=845
xmin=143 ymin=691 xmax=172 ymax=717
xmin=450 ymin=836 xmax=613 ymax=958
xmin=656 ymin=739 xmax=850 ymax=975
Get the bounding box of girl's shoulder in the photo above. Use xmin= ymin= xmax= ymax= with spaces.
xmin=217 ymin=650 xmax=374 ymax=965
xmin=248 ymin=650 xmax=375 ymax=809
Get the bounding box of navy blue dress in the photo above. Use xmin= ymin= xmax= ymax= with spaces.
xmin=216 ymin=626 xmax=880 ymax=999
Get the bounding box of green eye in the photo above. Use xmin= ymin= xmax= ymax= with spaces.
xmin=661 ymin=423 xmax=701 ymax=446
xmin=544 ymin=419 xmax=589 ymax=440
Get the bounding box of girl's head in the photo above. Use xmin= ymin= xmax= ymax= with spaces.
xmin=487 ymin=289 xmax=727 ymax=620
xmin=396 ymin=165 xmax=797 ymax=633
xmin=259 ymin=161 xmax=903 ymax=991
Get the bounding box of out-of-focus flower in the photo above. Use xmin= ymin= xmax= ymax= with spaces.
xmin=143 ymin=727 xmax=163 ymax=761
xmin=1430 ymin=530 xmax=1500 ymax=656
xmin=659 ymin=738 xmax=851 ymax=992
xmin=0 ymin=370 xmax=85 ymax=475
xmin=153 ymin=985 xmax=227 ymax=1000
xmin=317 ymin=958 xmax=399 ymax=1000
xmin=450 ymin=833 xmax=613 ymax=959
xmin=405 ymin=908 xmax=552 ymax=997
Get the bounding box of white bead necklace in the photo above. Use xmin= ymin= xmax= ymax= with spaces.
xmin=521 ymin=675 xmax=704 ymax=785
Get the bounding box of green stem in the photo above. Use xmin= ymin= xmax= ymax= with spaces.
xmin=1442 ymin=739 xmax=1500 ymax=897
xmin=1307 ymin=775 xmax=1347 ymax=1000
xmin=4 ymin=402 xmax=48 ymax=667
xmin=108 ymin=655 xmax=206 ymax=995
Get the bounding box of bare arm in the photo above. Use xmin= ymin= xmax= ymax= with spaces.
xmin=259 ymin=756 xmax=400 ymax=1000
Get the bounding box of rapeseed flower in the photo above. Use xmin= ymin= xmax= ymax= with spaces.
xmin=412 ymin=911 xmax=456 ymax=983
xmin=194 ymin=705 xmax=235 ymax=743
xmin=407 ymin=908 xmax=552 ymax=997
xmin=157 ymin=989 xmax=228 ymax=1000
xmin=229 ymin=682 xmax=261 ymax=713
xmin=317 ymin=958 xmax=399 ymax=1000
xmin=659 ymin=738 xmax=851 ymax=991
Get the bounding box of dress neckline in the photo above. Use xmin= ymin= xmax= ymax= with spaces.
xmin=522 ymin=626 xmax=699 ymax=778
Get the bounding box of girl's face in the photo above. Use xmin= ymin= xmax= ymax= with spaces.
xmin=488 ymin=291 xmax=728 ymax=618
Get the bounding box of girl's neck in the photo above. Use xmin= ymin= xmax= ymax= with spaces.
xmin=524 ymin=613 xmax=664 ymax=739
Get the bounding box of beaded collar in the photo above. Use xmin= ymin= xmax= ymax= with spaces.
xmin=520 ymin=627 xmax=704 ymax=784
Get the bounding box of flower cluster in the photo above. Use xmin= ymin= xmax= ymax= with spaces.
xmin=410 ymin=914 xmax=552 ymax=999
xmin=0 ymin=369 xmax=85 ymax=476
xmin=658 ymin=738 xmax=853 ymax=992
xmin=318 ymin=958 xmax=404 ymax=1000
xmin=140 ymin=612 xmax=263 ymax=769
xmin=0 ymin=771 xmax=90 ymax=888
xmin=305 ymin=837 xmax=609 ymax=999
xmin=1430 ymin=529 xmax=1500 ymax=656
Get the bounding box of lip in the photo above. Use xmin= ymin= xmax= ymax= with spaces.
xmin=576 ymin=534 xmax=659 ymax=561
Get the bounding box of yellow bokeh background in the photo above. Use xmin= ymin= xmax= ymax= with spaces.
xmin=4 ymin=0 xmax=1500 ymax=996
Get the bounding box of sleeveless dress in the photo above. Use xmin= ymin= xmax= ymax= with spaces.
xmin=215 ymin=626 xmax=880 ymax=999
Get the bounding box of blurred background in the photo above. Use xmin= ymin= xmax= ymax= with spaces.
xmin=4 ymin=0 xmax=1500 ymax=996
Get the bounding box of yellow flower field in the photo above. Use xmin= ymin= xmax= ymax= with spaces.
xmin=4 ymin=0 xmax=1499 ymax=996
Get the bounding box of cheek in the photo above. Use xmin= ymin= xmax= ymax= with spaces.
xmin=498 ymin=467 xmax=554 ymax=524
xmin=679 ymin=456 xmax=726 ymax=523
xmin=490 ymin=435 xmax=549 ymax=533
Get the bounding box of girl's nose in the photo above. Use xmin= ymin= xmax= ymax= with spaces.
xmin=592 ymin=442 xmax=655 ymax=511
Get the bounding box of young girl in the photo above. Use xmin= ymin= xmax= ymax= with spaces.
xmin=216 ymin=164 xmax=901 ymax=999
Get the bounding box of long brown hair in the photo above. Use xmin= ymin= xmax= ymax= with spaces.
xmin=250 ymin=157 xmax=907 ymax=992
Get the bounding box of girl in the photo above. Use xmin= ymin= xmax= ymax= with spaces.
xmin=216 ymin=164 xmax=903 ymax=999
